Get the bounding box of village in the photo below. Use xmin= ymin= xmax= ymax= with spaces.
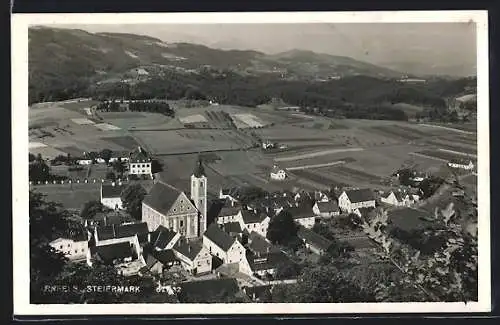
xmin=30 ymin=135 xmax=478 ymax=302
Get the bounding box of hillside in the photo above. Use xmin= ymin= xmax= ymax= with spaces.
xmin=29 ymin=27 xmax=403 ymax=103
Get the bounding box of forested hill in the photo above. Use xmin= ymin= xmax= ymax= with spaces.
xmin=29 ymin=26 xmax=402 ymax=103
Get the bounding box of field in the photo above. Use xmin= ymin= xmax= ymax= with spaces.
xmin=29 ymin=99 xmax=477 ymax=200
xmin=30 ymin=183 xmax=101 ymax=210
xmin=412 ymin=149 xmax=477 ymax=163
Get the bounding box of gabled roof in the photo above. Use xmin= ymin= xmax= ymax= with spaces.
xmin=153 ymin=249 xmax=178 ymax=265
xmin=316 ymin=201 xmax=339 ymax=213
xmin=204 ymin=223 xmax=237 ymax=252
xmin=297 ymin=226 xmax=332 ymax=251
xmin=219 ymin=206 xmax=240 ymax=217
xmin=223 ymin=222 xmax=243 ymax=234
xmin=173 ymin=238 xmax=204 ymax=261
xmin=92 ymin=242 xmax=133 ymax=264
xmin=241 ymin=210 xmax=267 ymax=224
xmin=101 ymin=183 xmax=127 ymax=198
xmin=247 ymin=231 xmax=278 ymax=254
xmin=151 ymin=225 xmax=179 ymax=249
xmin=247 ymin=251 xmax=290 ymax=272
xmin=129 ymin=146 xmax=151 ymax=163
xmin=115 ymin=222 xmax=149 ymax=239
xmin=96 ymin=225 xmax=116 ymax=241
xmin=344 ymin=189 xmax=375 ymax=203
xmin=143 ymin=182 xmax=182 ymax=216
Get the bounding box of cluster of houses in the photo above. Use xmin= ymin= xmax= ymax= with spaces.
xmin=50 ymin=147 xmax=447 ymax=300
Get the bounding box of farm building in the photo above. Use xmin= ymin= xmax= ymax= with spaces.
xmin=128 ymin=146 xmax=152 ymax=176
xmin=380 ymin=190 xmax=420 ymax=207
xmin=239 ymin=210 xmax=270 ymax=238
xmin=100 ymin=182 xmax=127 ymax=210
xmin=447 ymin=159 xmax=475 ymax=170
xmin=203 ymin=223 xmax=246 ymax=264
xmin=172 ymin=237 xmax=212 ymax=276
xmin=270 ymin=165 xmax=287 ymax=181
xmin=93 ymin=222 xmax=150 ymax=248
xmin=49 ymin=231 xmax=88 ymax=262
xmin=313 ymin=201 xmax=340 ymax=218
xmin=297 ymin=226 xmax=332 ymax=256
xmin=87 ymin=240 xmax=146 ymax=276
xmin=338 ymin=189 xmax=376 ymax=213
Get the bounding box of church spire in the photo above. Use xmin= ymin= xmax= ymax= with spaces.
xmin=193 ymin=156 xmax=205 ymax=178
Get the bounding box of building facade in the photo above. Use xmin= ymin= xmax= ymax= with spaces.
xmin=128 ymin=146 xmax=152 ymax=176
xmin=338 ymin=189 xmax=376 ymax=213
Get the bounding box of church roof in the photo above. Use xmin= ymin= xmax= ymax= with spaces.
xmin=143 ymin=182 xmax=182 ymax=216
xmin=193 ymin=157 xmax=206 ymax=177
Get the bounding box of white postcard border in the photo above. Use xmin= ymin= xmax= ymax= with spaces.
xmin=12 ymin=10 xmax=490 ymax=315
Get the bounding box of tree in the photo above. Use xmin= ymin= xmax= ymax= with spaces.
xmin=100 ymin=149 xmax=113 ymax=165
xmin=105 ymin=171 xmax=116 ymax=181
xmin=80 ymin=200 xmax=107 ymax=220
xmin=266 ymin=210 xmax=299 ymax=245
xmin=121 ymin=184 xmax=147 ymax=220
xmin=112 ymin=157 xmax=127 ymax=178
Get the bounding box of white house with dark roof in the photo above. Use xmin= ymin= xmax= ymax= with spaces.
xmin=238 ymin=210 xmax=271 ymax=237
xmin=287 ymin=206 xmax=316 ymax=229
xmin=380 ymin=190 xmax=419 ymax=207
xmin=49 ymin=230 xmax=88 ymax=262
xmin=297 ymin=226 xmax=332 ymax=256
xmin=270 ymin=165 xmax=287 ymax=181
xmin=239 ymin=250 xmax=291 ymax=277
xmin=128 ymin=146 xmax=152 ymax=176
xmin=93 ymin=223 xmax=148 ymax=260
xmin=312 ymin=201 xmax=340 ymax=218
xmin=172 ymin=237 xmax=212 ymax=275
xmin=87 ymin=241 xmax=146 ymax=276
xmin=203 ymin=223 xmax=246 ymax=264
xmin=215 ymin=205 xmax=241 ymax=224
xmin=338 ymin=189 xmax=376 ymax=213
xmin=100 ymin=182 xmax=127 ymax=210
xmin=447 ymin=158 xmax=475 ymax=170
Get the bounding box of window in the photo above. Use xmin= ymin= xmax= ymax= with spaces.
xmin=81 ymin=249 xmax=85 ymax=252
xmin=68 ymin=244 xmax=70 ymax=248
xmin=180 ymin=220 xmax=184 ymax=228
xmin=200 ymin=181 xmax=203 ymax=188
xmin=59 ymin=245 xmax=63 ymax=249
xmin=74 ymin=250 xmax=78 ymax=253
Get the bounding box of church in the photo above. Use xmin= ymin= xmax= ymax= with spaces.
xmin=141 ymin=158 xmax=208 ymax=239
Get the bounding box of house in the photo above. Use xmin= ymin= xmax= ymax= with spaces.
xmin=149 ymin=225 xmax=181 ymax=251
xmin=261 ymin=141 xmax=275 ymax=150
xmin=222 ymin=222 xmax=244 ymax=238
xmin=128 ymin=146 xmax=152 ymax=176
xmin=172 ymin=238 xmax=212 ymax=276
xmin=246 ymin=231 xmax=279 ymax=255
xmin=297 ymin=226 xmax=332 ymax=256
xmin=270 ymin=165 xmax=287 ymax=181
xmin=141 ymin=249 xmax=180 ymax=275
xmin=87 ymin=241 xmax=146 ymax=276
xmin=142 ymin=182 xmax=201 ymax=238
xmin=100 ymin=182 xmax=127 ymax=210
xmin=203 ymin=223 xmax=246 ymax=264
xmin=338 ymin=189 xmax=376 ymax=213
xmin=380 ymin=190 xmax=419 ymax=207
xmin=447 ymin=159 xmax=475 ymax=170
xmin=252 ymin=196 xmax=296 ymax=216
xmin=215 ymin=205 xmax=242 ymax=224
xmin=239 ymin=250 xmax=291 ymax=278
xmin=239 ymin=210 xmax=270 ymax=237
xmin=49 ymin=231 xmax=88 ymax=262
xmin=93 ymin=222 xmax=150 ymax=261
xmin=287 ymin=206 xmax=316 ymax=229
xmin=312 ymin=201 xmax=340 ymax=218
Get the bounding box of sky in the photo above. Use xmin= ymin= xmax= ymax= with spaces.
xmin=58 ymin=23 xmax=477 ymax=76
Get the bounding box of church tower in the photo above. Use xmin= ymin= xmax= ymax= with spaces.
xmin=191 ymin=157 xmax=207 ymax=236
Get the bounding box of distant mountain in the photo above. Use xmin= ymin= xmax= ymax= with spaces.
xmin=28 ymin=27 xmax=405 ymax=101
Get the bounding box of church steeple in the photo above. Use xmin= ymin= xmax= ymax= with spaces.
xmin=193 ymin=156 xmax=205 ymax=178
